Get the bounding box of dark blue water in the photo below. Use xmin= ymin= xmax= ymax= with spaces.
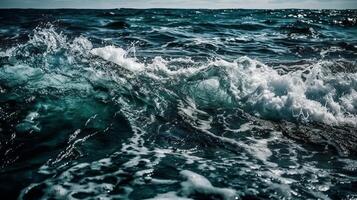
xmin=0 ymin=9 xmax=356 ymax=200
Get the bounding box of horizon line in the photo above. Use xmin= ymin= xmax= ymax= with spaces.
xmin=0 ymin=7 xmax=356 ymax=10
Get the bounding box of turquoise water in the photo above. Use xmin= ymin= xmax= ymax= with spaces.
xmin=0 ymin=9 xmax=356 ymax=199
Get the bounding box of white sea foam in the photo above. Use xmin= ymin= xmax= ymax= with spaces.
xmin=180 ymin=170 xmax=237 ymax=200
xmin=221 ymin=57 xmax=357 ymax=126
xmin=145 ymin=170 xmax=237 ymax=200
xmin=145 ymin=192 xmax=192 ymax=200
xmin=90 ymin=46 xmax=144 ymax=72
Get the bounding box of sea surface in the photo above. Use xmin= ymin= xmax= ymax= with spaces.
xmin=0 ymin=9 xmax=356 ymax=199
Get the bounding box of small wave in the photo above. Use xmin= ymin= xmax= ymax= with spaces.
xmin=281 ymin=20 xmax=322 ymax=38
xmin=104 ymin=21 xmax=130 ymax=29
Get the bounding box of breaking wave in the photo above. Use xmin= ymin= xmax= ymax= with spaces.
xmin=2 ymin=27 xmax=355 ymax=127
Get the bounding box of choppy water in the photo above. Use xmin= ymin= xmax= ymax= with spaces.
xmin=0 ymin=9 xmax=357 ymax=200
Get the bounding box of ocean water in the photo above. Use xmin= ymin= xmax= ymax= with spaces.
xmin=0 ymin=9 xmax=356 ymax=199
